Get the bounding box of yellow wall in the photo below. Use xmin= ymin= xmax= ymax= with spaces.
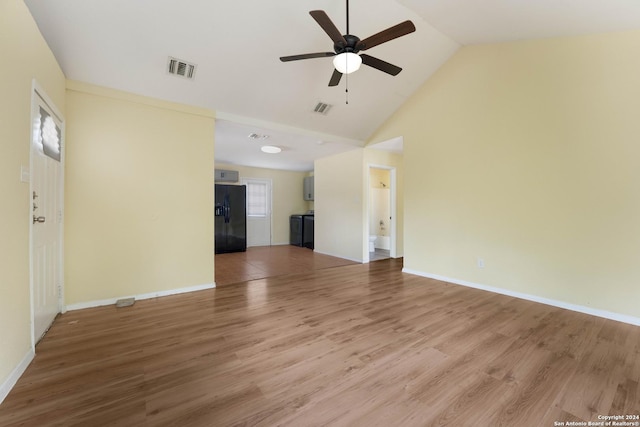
xmin=370 ymin=168 xmax=390 ymax=189
xmin=365 ymin=149 xmax=404 ymax=257
xmin=314 ymin=147 xmax=404 ymax=261
xmin=64 ymin=81 xmax=215 ymax=306
xmin=370 ymin=30 xmax=640 ymax=319
xmin=214 ymin=163 xmax=310 ymax=245
xmin=0 ymin=0 xmax=66 ymax=393
xmin=315 ymin=149 xmax=365 ymax=261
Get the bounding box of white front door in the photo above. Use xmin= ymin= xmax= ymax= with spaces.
xmin=241 ymin=178 xmax=272 ymax=247
xmin=31 ymin=87 xmax=64 ymax=343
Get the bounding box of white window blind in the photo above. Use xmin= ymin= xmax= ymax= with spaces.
xmin=246 ymin=181 xmax=267 ymax=217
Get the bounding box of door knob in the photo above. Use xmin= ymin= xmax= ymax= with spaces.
xmin=33 ymin=216 xmax=46 ymax=224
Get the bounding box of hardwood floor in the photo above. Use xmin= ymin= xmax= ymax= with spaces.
xmin=1 ymin=255 xmax=639 ymax=426
xmin=215 ymin=245 xmax=357 ymax=286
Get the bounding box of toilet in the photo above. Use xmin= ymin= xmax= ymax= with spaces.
xmin=368 ymin=235 xmax=377 ymax=252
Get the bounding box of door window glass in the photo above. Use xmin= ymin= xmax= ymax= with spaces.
xmin=38 ymin=107 xmax=61 ymax=161
xmin=246 ymin=181 xmax=267 ymax=217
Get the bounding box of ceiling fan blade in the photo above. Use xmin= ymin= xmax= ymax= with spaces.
xmin=360 ymin=54 xmax=402 ymax=76
xmin=310 ymin=10 xmax=347 ymax=47
xmin=356 ymin=20 xmax=416 ymax=51
xmin=280 ymin=52 xmax=335 ymax=62
xmin=328 ymin=69 xmax=343 ymax=86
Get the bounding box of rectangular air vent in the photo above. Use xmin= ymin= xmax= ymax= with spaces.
xmin=167 ymin=57 xmax=197 ymax=80
xmin=215 ymin=169 xmax=239 ymax=183
xmin=313 ymin=102 xmax=332 ymax=115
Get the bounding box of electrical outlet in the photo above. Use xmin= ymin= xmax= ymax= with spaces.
xmin=477 ymin=258 xmax=485 ymax=268
xmin=20 ymin=165 xmax=30 ymax=183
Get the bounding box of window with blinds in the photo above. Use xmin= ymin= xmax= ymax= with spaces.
xmin=246 ymin=181 xmax=268 ymax=217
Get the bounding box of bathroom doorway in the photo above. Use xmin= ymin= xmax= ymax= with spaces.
xmin=368 ymin=165 xmax=396 ymax=262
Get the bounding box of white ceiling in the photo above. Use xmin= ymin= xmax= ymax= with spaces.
xmin=25 ymin=0 xmax=640 ymax=171
xmin=215 ymin=118 xmax=364 ymax=172
xmin=399 ymin=0 xmax=640 ymax=45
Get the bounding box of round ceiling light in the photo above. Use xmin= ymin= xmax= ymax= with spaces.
xmin=261 ymin=145 xmax=282 ymax=154
xmin=333 ymin=52 xmax=362 ymax=74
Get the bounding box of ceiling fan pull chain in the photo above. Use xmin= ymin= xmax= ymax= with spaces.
xmin=345 ymin=72 xmax=349 ymax=104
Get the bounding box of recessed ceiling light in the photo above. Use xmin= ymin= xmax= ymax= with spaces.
xmin=261 ymin=145 xmax=281 ymax=154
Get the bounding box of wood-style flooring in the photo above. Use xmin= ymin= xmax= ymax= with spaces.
xmin=1 ymin=251 xmax=639 ymax=426
xmin=215 ymin=245 xmax=357 ymax=286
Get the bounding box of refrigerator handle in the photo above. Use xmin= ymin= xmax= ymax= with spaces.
xmin=224 ymin=194 xmax=230 ymax=223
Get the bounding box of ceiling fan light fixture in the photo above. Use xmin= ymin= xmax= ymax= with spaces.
xmin=333 ymin=52 xmax=362 ymax=74
xmin=261 ymin=145 xmax=282 ymax=154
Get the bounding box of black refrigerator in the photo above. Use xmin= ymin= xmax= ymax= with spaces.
xmin=215 ymin=184 xmax=247 ymax=254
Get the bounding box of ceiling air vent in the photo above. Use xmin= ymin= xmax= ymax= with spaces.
xmin=167 ymin=57 xmax=197 ymax=80
xmin=313 ymin=102 xmax=332 ymax=116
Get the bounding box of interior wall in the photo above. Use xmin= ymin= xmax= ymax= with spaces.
xmin=65 ymin=81 xmax=215 ymax=306
xmin=214 ymin=163 xmax=310 ymax=245
xmin=0 ymin=0 xmax=66 ymax=396
xmin=369 ymin=30 xmax=640 ymax=319
xmin=314 ymin=149 xmax=365 ymax=262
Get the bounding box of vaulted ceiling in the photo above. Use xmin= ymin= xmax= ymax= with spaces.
xmin=25 ymin=0 xmax=640 ymax=171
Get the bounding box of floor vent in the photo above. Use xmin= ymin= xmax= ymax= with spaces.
xmin=313 ymin=102 xmax=332 ymax=115
xmin=167 ymin=57 xmax=197 ymax=80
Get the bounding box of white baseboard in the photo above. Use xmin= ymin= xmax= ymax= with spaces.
xmin=0 ymin=349 xmax=34 ymax=405
xmin=312 ymin=249 xmax=363 ymax=264
xmin=65 ymin=282 xmax=216 ymax=312
xmin=403 ymin=268 xmax=640 ymax=327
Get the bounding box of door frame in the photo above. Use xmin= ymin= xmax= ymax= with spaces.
xmin=365 ymin=164 xmax=397 ymax=263
xmin=29 ymin=80 xmax=65 ymax=348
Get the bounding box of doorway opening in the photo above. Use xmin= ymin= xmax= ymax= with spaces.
xmin=367 ymin=165 xmax=396 ymax=262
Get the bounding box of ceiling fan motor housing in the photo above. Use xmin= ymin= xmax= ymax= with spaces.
xmin=334 ymin=34 xmax=361 ymax=54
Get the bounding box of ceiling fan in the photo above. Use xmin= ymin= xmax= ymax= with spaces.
xmin=280 ymin=0 xmax=416 ymax=87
